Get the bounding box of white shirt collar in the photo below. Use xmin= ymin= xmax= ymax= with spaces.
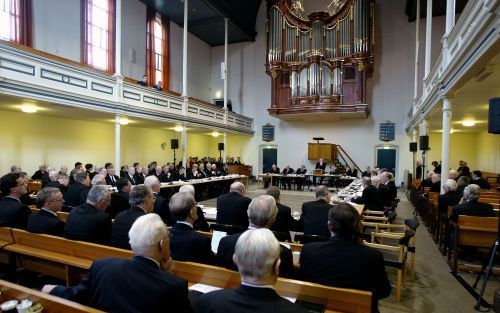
xmin=176 ymin=221 xmax=193 ymax=229
xmin=41 ymin=207 xmax=58 ymax=217
xmin=241 ymin=282 xmax=274 ymax=289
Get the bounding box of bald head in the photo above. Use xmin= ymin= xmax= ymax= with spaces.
xmin=230 ymin=182 xmax=246 ymax=195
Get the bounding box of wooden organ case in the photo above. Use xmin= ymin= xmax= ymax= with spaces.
xmin=266 ymin=0 xmax=375 ymax=120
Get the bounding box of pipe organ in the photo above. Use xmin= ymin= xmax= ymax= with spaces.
xmin=266 ymin=0 xmax=375 ymax=119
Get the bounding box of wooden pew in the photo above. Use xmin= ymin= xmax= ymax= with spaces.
xmin=0 ymin=279 xmax=104 ymax=313
xmin=29 ymin=207 xmax=69 ymax=223
xmin=5 ymin=229 xmax=372 ymax=313
xmin=0 ymin=227 xmax=14 ymax=265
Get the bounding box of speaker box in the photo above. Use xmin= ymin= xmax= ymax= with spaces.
xmin=171 ymin=139 xmax=179 ymax=150
xmin=488 ymin=97 xmax=500 ymax=134
xmin=218 ymin=143 xmax=225 ymax=151
xmin=419 ymin=136 xmax=429 ymax=151
xmin=409 ymin=142 xmax=417 ymax=152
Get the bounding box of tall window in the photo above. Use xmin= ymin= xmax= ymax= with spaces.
xmin=82 ymin=0 xmax=115 ymax=72
xmin=146 ymin=8 xmax=169 ymax=89
xmin=0 ymin=0 xmax=32 ymax=46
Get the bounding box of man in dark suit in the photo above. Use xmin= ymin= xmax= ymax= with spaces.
xmin=46 ymin=173 xmax=69 ymax=194
xmin=266 ymin=186 xmax=294 ymax=238
xmin=108 ymin=178 xmax=132 ymax=218
xmin=430 ymin=173 xmax=441 ymax=193
xmin=198 ymin=228 xmax=307 ymax=313
xmin=216 ymin=182 xmax=252 ymax=229
xmin=280 ymin=165 xmax=294 ymax=190
xmin=144 ymin=175 xmax=175 ymax=226
xmin=32 ymin=164 xmax=49 ymax=184
xmin=27 ymin=187 xmax=65 ymax=236
xmin=178 ymin=185 xmax=210 ymax=231
xmin=105 ymin=167 xmax=120 ymax=186
xmin=380 ymin=171 xmax=397 ymax=202
xmin=297 ymin=186 xmax=332 ymax=238
xmin=125 ymin=166 xmax=137 ymax=185
xmin=0 ymin=173 xmax=31 ymax=229
xmin=295 ymin=165 xmax=308 ymax=191
xmin=450 ymin=184 xmax=495 ymax=223
xmin=351 ymin=177 xmax=382 ymax=211
xmin=438 ymin=179 xmax=461 ymax=214
xmin=169 ymin=192 xmax=214 ymax=265
xmin=64 ymin=185 xmax=113 ymax=245
xmin=63 ymin=171 xmax=90 ymax=208
xmin=300 ymin=203 xmax=391 ymax=308
xmin=472 ymin=170 xmax=491 ymax=189
xmin=133 ymin=166 xmax=145 ymax=184
xmin=432 ymin=161 xmax=442 ymax=174
xmin=43 ymin=214 xmax=193 ymax=313
xmin=377 ymin=177 xmax=393 ymax=209
xmin=264 ymin=164 xmax=280 ymax=189
xmin=217 ymin=195 xmax=295 ymax=278
xmin=313 ymin=158 xmax=327 ymax=186
xmin=111 ymin=185 xmax=154 ymax=249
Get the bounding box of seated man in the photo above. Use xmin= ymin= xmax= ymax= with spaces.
xmin=450 ymin=184 xmax=495 ymax=223
xmin=32 ymin=164 xmax=50 ymax=186
xmin=178 ymin=184 xmax=209 ymax=231
xmin=266 ymin=186 xmax=294 ymax=237
xmin=295 ymin=165 xmax=308 ymax=191
xmin=126 ymin=166 xmax=138 ymax=185
xmin=430 ymin=173 xmax=441 ymax=193
xmin=105 ymin=167 xmax=120 ymax=186
xmin=0 ymin=173 xmax=31 ymax=229
xmin=145 ymin=176 xmax=174 ymax=226
xmin=217 ymin=195 xmax=294 ymax=278
xmin=111 ymin=185 xmax=154 ymax=249
xmin=169 ymin=192 xmax=214 ymax=265
xmin=281 ymin=165 xmax=294 ymax=190
xmin=456 ymin=175 xmax=470 ymax=197
xmin=27 ymin=187 xmax=65 ymax=236
xmin=46 ymin=172 xmax=69 ymax=194
xmin=297 ymin=186 xmax=332 ymax=238
xmin=216 ymin=182 xmax=252 ymax=229
xmin=264 ymin=164 xmax=280 ymax=189
xmin=351 ymin=177 xmax=382 ymax=211
xmin=471 ymin=170 xmax=491 ymax=190
xmin=108 ymin=178 xmax=132 ymax=218
xmin=63 ymin=171 xmax=90 ymax=208
xmin=379 ymin=171 xmax=397 ymax=202
xmin=313 ymin=158 xmax=327 ymax=186
xmin=438 ymin=179 xmax=461 ymax=215
xmin=64 ymin=185 xmax=113 ymax=244
xmin=43 ymin=214 xmax=193 ymax=313
xmin=300 ymin=203 xmax=391 ymax=307
xmin=137 ymin=74 xmax=148 ymax=86
xmin=197 ymin=229 xmax=307 ymax=313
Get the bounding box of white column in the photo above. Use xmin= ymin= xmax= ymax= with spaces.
xmin=223 ymin=18 xmax=228 ymax=110
xmin=420 ymin=118 xmax=428 ymax=175
xmin=424 ymin=0 xmax=432 ymax=78
xmin=223 ymin=131 xmax=227 ymax=162
xmin=114 ymin=0 xmax=122 ymax=77
xmin=413 ymin=0 xmax=421 ymax=101
xmin=181 ymin=0 xmax=188 ymax=98
xmin=181 ymin=124 xmax=187 ymax=169
xmin=441 ymin=97 xmax=453 ymax=193
xmin=445 ymin=0 xmax=456 ymax=35
xmin=114 ymin=115 xmax=121 ymax=170
xmin=412 ymin=128 xmax=418 ymax=178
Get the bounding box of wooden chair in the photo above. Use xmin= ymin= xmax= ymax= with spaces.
xmin=363 ymin=239 xmax=406 ymax=302
xmin=27 ymin=180 xmax=42 ymax=193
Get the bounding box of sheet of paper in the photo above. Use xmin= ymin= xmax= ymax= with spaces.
xmin=211 ymin=230 xmax=227 ymax=253
xmin=189 ymin=283 xmax=222 ymax=294
xmin=282 ymin=296 xmax=297 ymax=303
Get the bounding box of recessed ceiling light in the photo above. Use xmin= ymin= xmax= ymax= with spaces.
xmin=174 ymin=126 xmax=184 ymax=132
xmin=462 ymin=120 xmax=475 ymax=127
xmin=20 ymin=104 xmax=37 ymax=113
xmin=212 ymin=132 xmax=220 ymax=137
xmin=119 ymin=117 xmax=129 ymax=125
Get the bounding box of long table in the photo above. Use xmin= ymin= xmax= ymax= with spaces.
xmin=257 ymin=173 xmax=356 ymax=190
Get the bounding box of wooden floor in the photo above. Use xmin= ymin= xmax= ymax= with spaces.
xmin=205 ymin=183 xmax=500 ymax=313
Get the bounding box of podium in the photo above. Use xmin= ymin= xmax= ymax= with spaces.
xmin=308 ymin=143 xmax=337 ymax=161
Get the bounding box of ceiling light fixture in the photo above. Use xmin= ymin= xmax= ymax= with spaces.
xmin=119 ymin=117 xmax=129 ymax=125
xmin=212 ymin=132 xmax=220 ymax=137
xmin=20 ymin=104 xmax=37 ymax=113
xmin=174 ymin=126 xmax=184 ymax=132
xmin=462 ymin=120 xmax=475 ymax=127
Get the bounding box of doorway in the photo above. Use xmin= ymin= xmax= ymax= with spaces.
xmin=375 ymin=145 xmax=398 ymax=174
xmin=260 ymin=144 xmax=278 ymax=174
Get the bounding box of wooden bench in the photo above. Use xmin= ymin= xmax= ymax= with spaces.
xmin=0 ymin=279 xmax=104 ymax=313
xmin=5 ymin=229 xmax=372 ymax=313
xmin=450 ymin=215 xmax=498 ymax=273
xmin=29 ymin=207 xmax=69 ymax=222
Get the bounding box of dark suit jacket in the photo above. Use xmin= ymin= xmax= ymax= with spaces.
xmin=386 ymin=180 xmax=397 ymax=200
xmin=430 ymin=181 xmax=441 ymax=193
xmin=297 ymin=199 xmax=332 ymax=237
xmin=64 ymin=202 xmax=113 ymax=244
xmin=0 ymin=197 xmax=31 ymax=229
xmin=268 ymin=167 xmax=280 ymax=174
xmin=107 ymin=191 xmax=130 ymax=218
xmin=63 ymin=182 xmax=90 ymax=207
xmin=473 ymin=178 xmax=491 ymax=190
xmin=27 ymin=209 xmax=65 ymax=236
xmin=282 ymin=168 xmax=294 ymax=175
xmin=110 ymin=206 xmax=146 ymax=249
xmin=216 ymin=192 xmax=252 ymax=229
xmin=351 ymin=185 xmax=382 ymax=211
xmin=217 ymin=231 xmax=295 ymax=278
xmin=105 ymin=174 xmax=119 ymax=186
xmin=50 ymin=256 xmax=193 ymax=313
xmin=126 ymin=174 xmax=137 ymax=185
xmin=438 ymin=190 xmax=461 ymax=214
xmin=377 ymin=184 xmax=393 ymax=207
xmin=170 ymin=222 xmax=214 ymax=265
xmin=270 ymin=203 xmax=294 ymax=234
xmin=450 ymin=199 xmax=495 ymax=222
xmin=159 ymin=172 xmax=172 ymax=183
xmin=296 ymin=168 xmax=307 ymax=175
xmin=133 ymin=173 xmax=145 ymax=184
xmin=45 ymin=181 xmax=67 ymax=194
xmin=153 ymin=194 xmax=175 ymax=226
xmin=300 ymin=236 xmax=391 ymax=303
xmin=315 ymin=162 xmax=327 ymax=171
xmin=196 ymin=285 xmax=307 ymax=313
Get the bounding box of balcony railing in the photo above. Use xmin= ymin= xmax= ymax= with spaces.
xmin=0 ymin=42 xmax=254 ymax=134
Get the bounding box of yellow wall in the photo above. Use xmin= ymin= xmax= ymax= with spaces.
xmin=476 ymin=131 xmax=500 ymax=173
xmin=0 ymin=110 xmax=246 ymax=175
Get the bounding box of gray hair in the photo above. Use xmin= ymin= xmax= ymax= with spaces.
xmin=464 ymin=184 xmax=481 ymax=201
xmin=179 ymin=184 xmax=195 ymax=197
xmin=91 ymin=174 xmax=106 ymax=186
xmin=371 ymin=175 xmax=381 ymax=187
xmin=129 ymin=213 xmax=168 ymax=257
xmin=230 ymin=182 xmax=245 ymax=195
xmin=48 ymin=170 xmax=58 ymax=181
xmin=448 ymin=169 xmax=459 ymax=179
xmin=315 ymin=185 xmax=329 ymax=200
xmin=247 ymin=195 xmax=277 ymax=227
xmin=36 ymin=187 xmax=61 ymax=208
xmin=87 ymin=185 xmax=110 ymax=204
xmin=74 ymin=171 xmax=88 ymax=183
xmin=444 ymin=179 xmax=457 ymax=191
xmin=144 ymin=175 xmax=160 ymax=191
xmin=362 ymin=176 xmax=371 ymax=187
xmin=235 ymin=228 xmax=280 ymax=282
xmin=169 ymin=192 xmax=196 ymax=220
xmin=129 ymin=185 xmax=152 ymax=206
xmin=57 ymin=173 xmax=69 ymax=181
